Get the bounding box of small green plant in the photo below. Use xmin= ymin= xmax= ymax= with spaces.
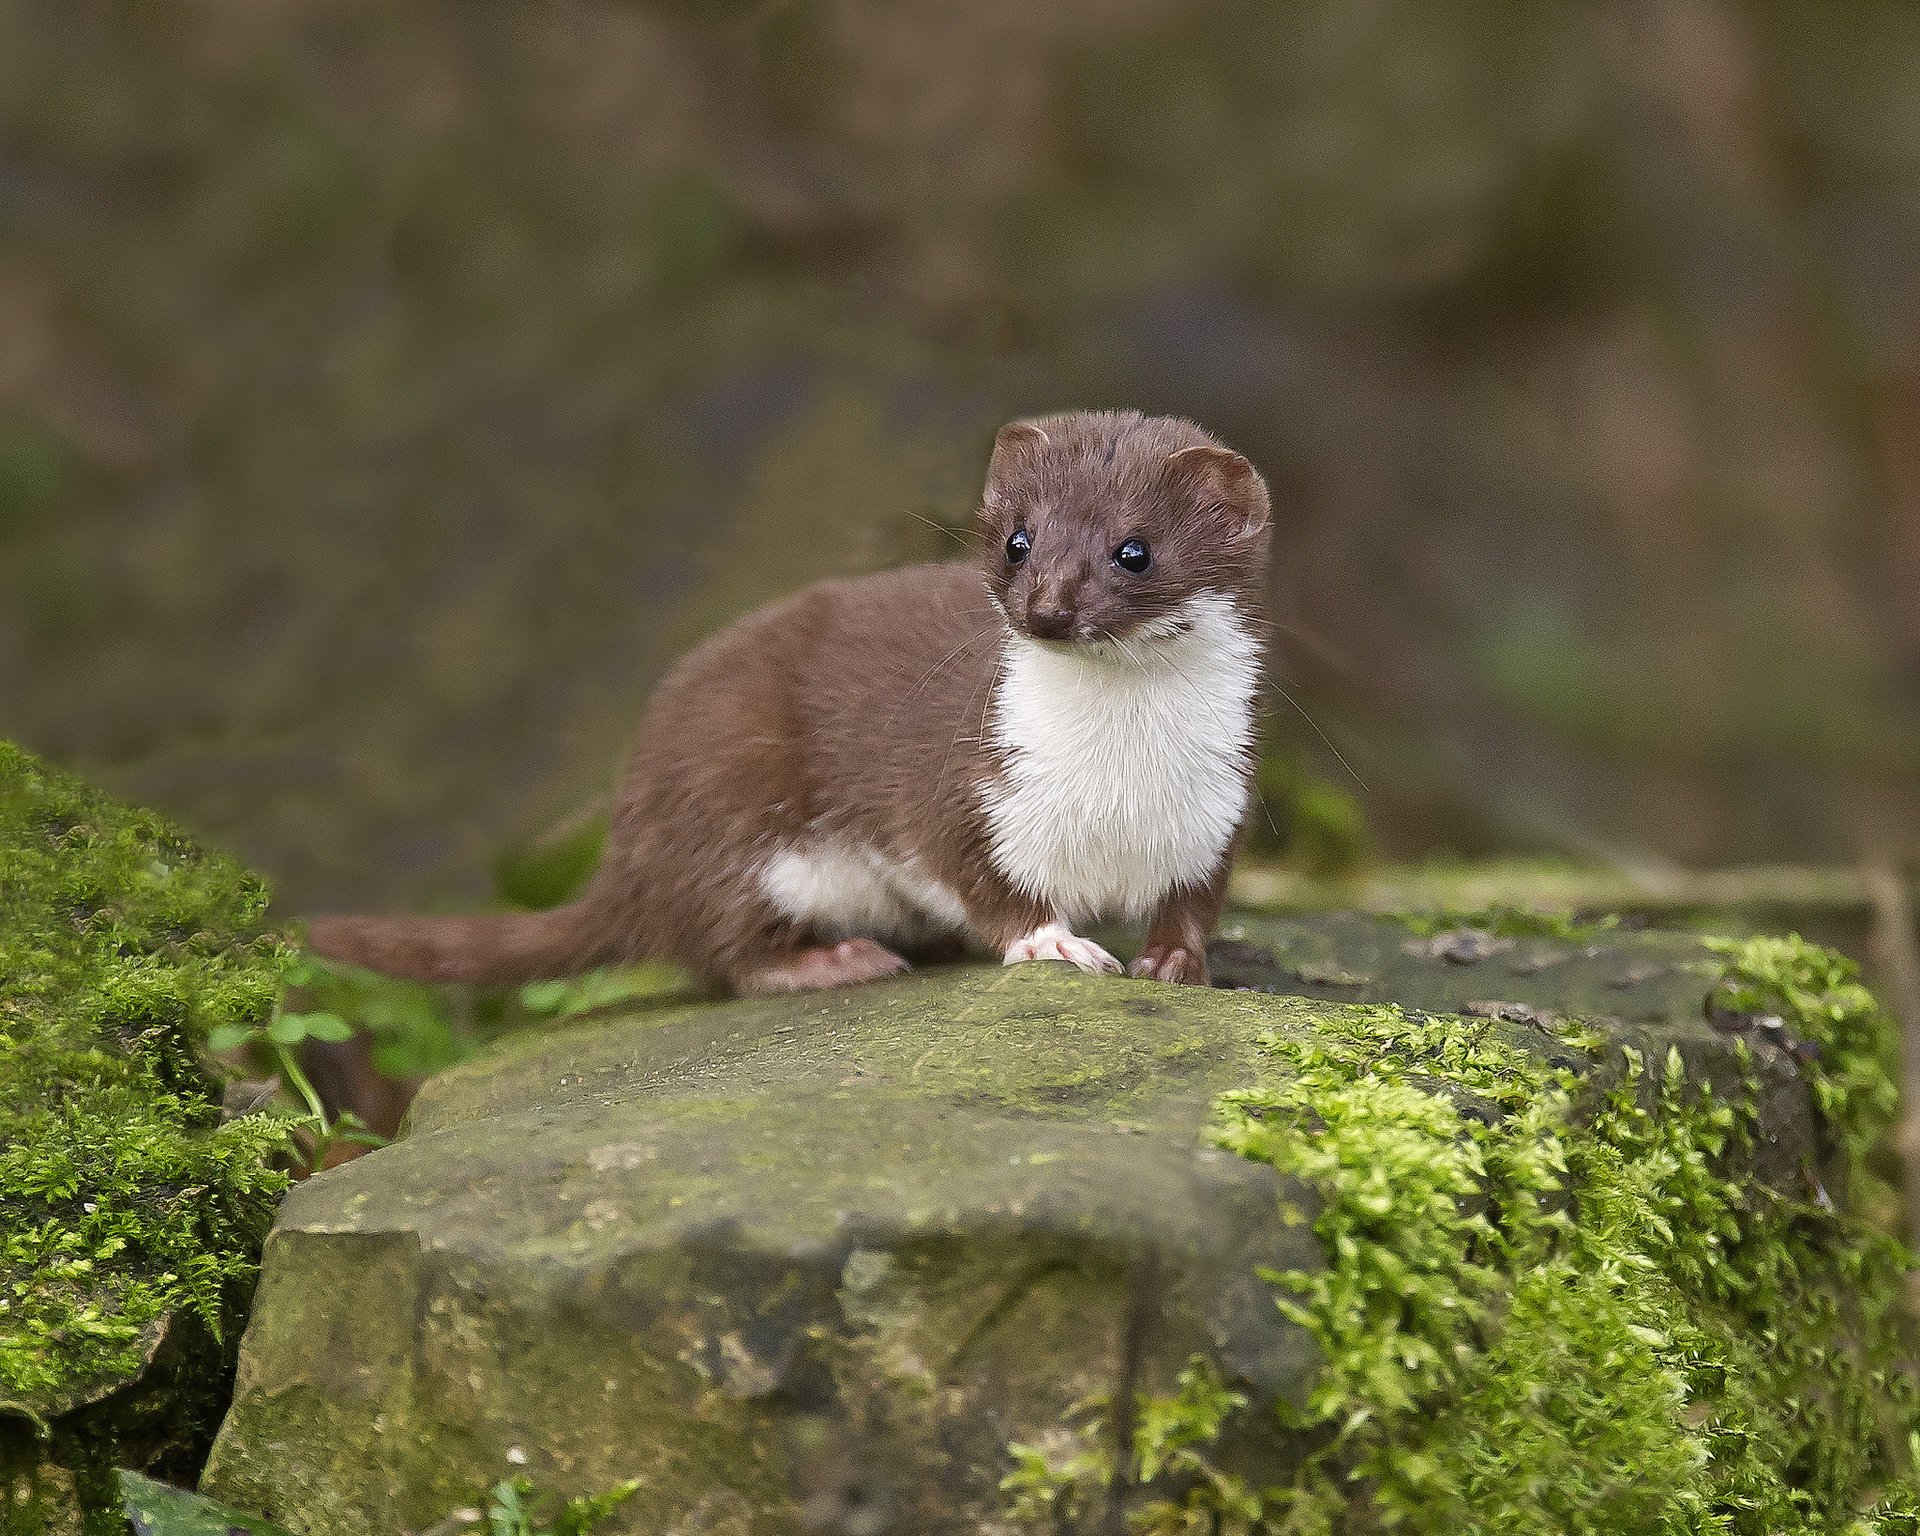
xmin=208 ymin=961 xmax=385 ymax=1169
xmin=280 ymin=821 xmax=689 ymax=1098
xmin=464 ymin=1475 xmax=642 ymax=1536
xmin=280 ymin=950 xmax=689 ymax=1100
xmin=1001 ymin=1403 xmax=1113 ymax=1526
xmin=1001 ymin=1361 xmax=1262 ymax=1533
xmin=518 ymin=962 xmax=688 ymax=1020
xmin=288 ymin=949 xmax=473 ymax=1080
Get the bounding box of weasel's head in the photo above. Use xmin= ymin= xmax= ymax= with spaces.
xmin=976 ymin=410 xmax=1270 ymax=652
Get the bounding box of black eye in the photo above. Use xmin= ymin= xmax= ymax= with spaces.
xmin=1005 ymin=528 xmax=1031 ymax=565
xmin=1114 ymin=537 xmax=1151 ymax=573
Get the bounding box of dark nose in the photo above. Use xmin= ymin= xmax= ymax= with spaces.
xmin=1026 ymin=598 xmax=1077 ymax=639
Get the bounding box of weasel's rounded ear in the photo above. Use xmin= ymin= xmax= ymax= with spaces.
xmin=1164 ymin=444 xmax=1269 ymax=539
xmin=987 ymin=419 xmax=1051 ymax=483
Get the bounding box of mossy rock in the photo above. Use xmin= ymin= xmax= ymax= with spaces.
xmin=203 ymin=921 xmax=1920 ymax=1533
xmin=0 ymin=743 xmax=292 ymax=1536
xmin=1226 ymin=860 xmax=1900 ymax=956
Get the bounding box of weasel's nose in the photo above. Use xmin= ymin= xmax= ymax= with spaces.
xmin=1025 ymin=596 xmax=1078 ymax=640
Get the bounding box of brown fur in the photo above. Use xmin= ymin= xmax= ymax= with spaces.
xmin=306 ymin=410 xmax=1270 ymax=993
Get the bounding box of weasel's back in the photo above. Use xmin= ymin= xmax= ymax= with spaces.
xmin=642 ymin=561 xmax=1002 ymax=810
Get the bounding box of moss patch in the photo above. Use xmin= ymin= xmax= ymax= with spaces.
xmin=1011 ymin=935 xmax=1920 ymax=1532
xmin=0 ymin=742 xmax=291 ymax=1530
xmin=1704 ymin=933 xmax=1898 ymax=1182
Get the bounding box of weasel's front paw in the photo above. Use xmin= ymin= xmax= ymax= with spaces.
xmin=1128 ymin=945 xmax=1209 ymax=986
xmin=1003 ymin=923 xmax=1123 ymax=976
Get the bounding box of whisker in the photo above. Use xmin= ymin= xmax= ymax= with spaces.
xmin=903 ymin=510 xmax=985 ymax=549
xmin=1267 ymin=679 xmax=1369 ymax=794
xmin=1146 ymin=640 xmax=1305 ymax=845
xmin=1240 ymin=615 xmax=1366 ymax=683
xmin=936 ymin=634 xmax=1007 ymax=802
xmin=1110 ymin=632 xmax=1151 ymax=675
xmin=881 ymin=623 xmax=1002 ymax=737
xmin=1253 ymin=785 xmax=1283 ymax=841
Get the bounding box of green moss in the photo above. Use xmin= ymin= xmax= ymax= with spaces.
xmin=1389 ymin=903 xmax=1621 ymax=943
xmin=0 ymin=742 xmax=290 ymax=1451
xmin=1006 ymin=937 xmax=1920 ymax=1533
xmin=1703 ymin=933 xmax=1898 ymax=1179
xmin=1232 ymin=944 xmax=1920 ymax=1532
xmin=1001 ymin=1358 xmax=1262 ymax=1533
xmin=1228 ymin=861 xmax=1888 ymax=949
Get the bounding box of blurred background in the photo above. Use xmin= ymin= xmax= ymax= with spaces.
xmin=4 ymin=0 xmax=1919 ymax=917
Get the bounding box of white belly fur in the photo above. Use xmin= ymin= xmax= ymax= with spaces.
xmin=980 ymin=592 xmax=1260 ymax=924
xmin=759 ymin=841 xmax=969 ymax=944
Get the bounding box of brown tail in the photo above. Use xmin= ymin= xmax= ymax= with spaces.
xmin=304 ymin=892 xmax=624 ymax=985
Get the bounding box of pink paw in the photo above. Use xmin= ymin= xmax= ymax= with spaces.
xmin=1128 ymin=945 xmax=1210 ymax=986
xmin=742 ymin=938 xmax=910 ymax=995
xmin=1003 ymin=923 xmax=1122 ymax=976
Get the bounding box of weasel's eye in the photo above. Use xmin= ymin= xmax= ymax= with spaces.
xmin=1114 ymin=537 xmax=1151 ymax=574
xmin=1005 ymin=528 xmax=1031 ymax=566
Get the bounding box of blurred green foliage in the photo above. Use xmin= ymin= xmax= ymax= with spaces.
xmin=1249 ymin=750 xmax=1371 ymax=875
xmin=490 ymin=812 xmax=608 ymax=915
xmin=1 ymin=0 xmax=1916 ymax=911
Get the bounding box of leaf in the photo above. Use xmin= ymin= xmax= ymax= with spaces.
xmin=557 ymin=1479 xmax=643 ymax=1536
xmin=331 ymin=1111 xmax=390 ymax=1150
xmin=268 ymin=1011 xmax=350 ymax=1044
xmin=300 ymin=1012 xmax=355 ymax=1042
xmin=519 ymin=979 xmax=572 ymax=1015
xmin=487 ymin=1478 xmax=535 ymax=1536
xmin=265 ymin=1015 xmax=308 ymax=1045
xmin=206 ymin=1023 xmax=256 ymax=1053
xmin=119 ymin=1470 xmax=295 ymax=1536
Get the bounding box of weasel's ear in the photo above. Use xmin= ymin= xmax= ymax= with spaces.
xmin=1164 ymin=444 xmax=1269 ymax=539
xmin=987 ymin=419 xmax=1051 ymax=484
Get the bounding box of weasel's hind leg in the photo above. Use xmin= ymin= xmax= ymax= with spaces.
xmin=737 ymin=937 xmax=909 ymax=996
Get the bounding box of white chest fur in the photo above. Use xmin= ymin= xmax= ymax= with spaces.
xmin=979 ymin=592 xmax=1261 ymax=923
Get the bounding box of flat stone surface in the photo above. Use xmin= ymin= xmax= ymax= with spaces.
xmin=1210 ymin=912 xmax=1712 ymax=1023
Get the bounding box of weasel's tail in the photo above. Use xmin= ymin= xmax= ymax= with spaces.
xmin=304 ymin=891 xmax=625 ymax=985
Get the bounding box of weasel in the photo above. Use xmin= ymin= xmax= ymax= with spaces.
xmin=307 ymin=409 xmax=1270 ymax=994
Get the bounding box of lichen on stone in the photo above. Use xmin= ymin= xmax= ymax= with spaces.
xmin=0 ymin=741 xmax=290 ymax=1444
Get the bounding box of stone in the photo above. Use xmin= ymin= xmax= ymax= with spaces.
xmin=203 ymin=966 xmax=1327 ymax=1534
xmin=201 ymin=915 xmax=1887 ymax=1534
